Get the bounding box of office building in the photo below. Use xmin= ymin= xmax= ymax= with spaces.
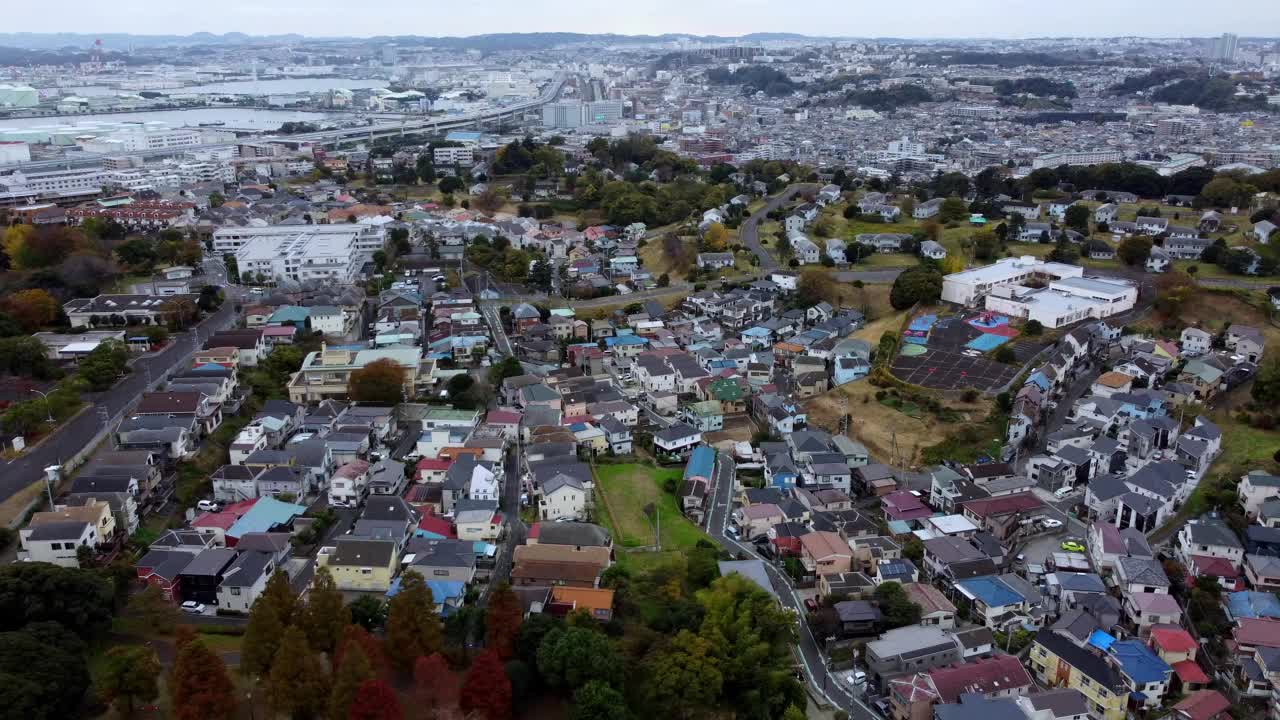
xmin=1032 ymin=150 xmax=1124 ymax=169
xmin=943 ymin=257 xmax=1136 ymax=329
xmin=1211 ymin=33 xmax=1239 ymax=62
xmin=213 ymin=223 xmax=386 ymax=255
xmin=229 ymin=225 xmax=386 ymax=285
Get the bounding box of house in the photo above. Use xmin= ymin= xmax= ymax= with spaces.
xmin=955 ymin=574 xmax=1039 ymax=629
xmin=1171 ymin=690 xmax=1231 ymax=720
xmin=317 ymin=538 xmax=399 ymax=592
xmin=920 ymin=240 xmax=947 ymax=260
xmin=1239 ymin=471 xmax=1280 ymax=519
xmin=653 ymin=422 xmax=702 ymax=459
xmin=914 ymin=198 xmax=945 ymax=219
xmin=799 ymin=531 xmax=854 ymax=577
xmin=1181 ymin=327 xmax=1212 ymax=356
xmin=927 ymin=654 xmax=1033 ymax=703
xmin=1252 ymin=220 xmax=1276 ymax=244
xmin=1146 ymin=246 xmax=1170 ymax=273
xmin=547 ymin=587 xmax=615 ymax=622
xmin=865 ymin=625 xmax=963 ymax=686
xmin=1029 ymin=630 xmax=1127 ymax=720
xmin=1177 ymin=514 xmax=1245 ymax=569
xmin=539 ymin=471 xmax=591 ymax=521
xmin=19 ymin=520 xmax=96 ymax=567
xmin=215 ymin=550 xmax=276 ymax=613
xmin=833 ymin=600 xmax=882 ymax=635
xmin=175 ymin=548 xmax=237 ymax=606
xmin=905 ymin=582 xmax=957 ymax=629
xmin=1226 ymin=324 xmax=1265 ymax=363
xmin=404 ymin=537 xmax=477 ymax=584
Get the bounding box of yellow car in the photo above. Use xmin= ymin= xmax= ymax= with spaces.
xmin=1060 ymin=541 xmax=1086 ymax=553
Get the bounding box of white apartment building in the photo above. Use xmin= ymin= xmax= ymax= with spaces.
xmin=214 ymin=222 xmax=386 ymax=255
xmin=433 ymin=146 xmax=475 ymax=166
xmin=0 ymin=167 xmax=106 ymax=197
xmin=944 ymin=257 xmax=1137 ymax=329
xmin=1032 ymin=150 xmax=1124 ymax=169
xmin=0 ymin=141 xmax=31 ymax=165
xmin=235 ymin=226 xmax=380 ymax=284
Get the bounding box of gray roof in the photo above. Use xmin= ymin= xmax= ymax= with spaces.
xmin=179 ymin=548 xmax=238 ymax=577
xmin=405 ymin=537 xmax=476 ymax=568
xmin=25 ymin=520 xmax=89 ymax=541
xmin=534 ymin=522 xmax=611 ymax=547
xmin=219 ymin=551 xmax=274 ymax=588
xmin=362 ymin=495 xmax=417 ymax=523
xmin=1117 ymin=556 xmax=1170 ymax=587
xmin=327 ymin=538 xmax=396 ymax=567
xmin=936 ymin=694 xmax=1026 ymax=720
xmin=1185 ymin=514 xmax=1243 ymax=550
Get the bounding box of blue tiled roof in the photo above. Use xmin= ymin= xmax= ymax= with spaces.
xmin=1228 ymin=591 xmax=1280 ymax=620
xmin=684 ymin=445 xmax=716 ymax=481
xmin=957 ymin=575 xmax=1023 ymax=608
xmin=227 ymin=497 xmax=308 ymax=538
xmin=1109 ymin=640 xmax=1171 ymax=685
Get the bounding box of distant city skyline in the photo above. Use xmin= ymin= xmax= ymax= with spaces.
xmin=2 ymin=0 xmax=1274 ymax=42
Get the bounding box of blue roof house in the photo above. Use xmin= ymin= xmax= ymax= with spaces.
xmin=1108 ymin=639 xmax=1172 ymax=708
xmin=684 ymin=445 xmax=716 ymax=484
xmin=955 ymin=575 xmax=1031 ymax=629
xmin=227 ymin=497 xmax=308 ymax=542
xmin=740 ymin=326 xmax=773 ymax=349
xmin=1228 ymin=590 xmax=1280 ymax=621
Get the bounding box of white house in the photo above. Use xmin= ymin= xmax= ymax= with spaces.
xmin=913 ymin=198 xmax=944 ymax=220
xmin=1180 ymin=327 xmax=1212 ymax=355
xmin=328 ymin=460 xmax=371 ymax=507
xmin=1145 ymin=246 xmax=1170 ymax=273
xmin=540 ymin=473 xmax=591 ymax=521
xmin=20 ymin=520 xmax=97 ymax=567
xmin=1253 ymin=220 xmax=1276 ymax=244
xmin=789 ymin=233 xmax=821 ymax=265
xmin=920 ymin=240 xmax=947 ymax=260
xmin=309 ymin=306 xmax=346 ymax=335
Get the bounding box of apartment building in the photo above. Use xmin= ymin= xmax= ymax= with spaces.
xmin=287 ymin=346 xmax=422 ymax=404
xmin=222 ymin=224 xmax=387 ymax=284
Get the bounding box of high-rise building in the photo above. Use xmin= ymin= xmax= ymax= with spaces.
xmin=542 ymin=101 xmax=584 ymax=129
xmin=1211 ymin=33 xmax=1239 ymax=62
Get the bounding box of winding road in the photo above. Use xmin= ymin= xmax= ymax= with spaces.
xmin=739 ymin=185 xmax=819 ymax=271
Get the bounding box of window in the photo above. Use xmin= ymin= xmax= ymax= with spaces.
xmin=433 ymin=569 xmax=449 ymax=577
xmin=230 ymin=587 xmax=241 ymax=596
xmin=360 ymin=568 xmax=372 ymax=575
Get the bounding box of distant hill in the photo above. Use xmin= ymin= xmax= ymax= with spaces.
xmin=0 ymin=31 xmax=824 ymax=52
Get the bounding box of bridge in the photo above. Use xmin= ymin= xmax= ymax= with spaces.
xmin=0 ymin=73 xmax=568 ymax=173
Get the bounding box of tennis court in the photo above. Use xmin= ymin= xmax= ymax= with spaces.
xmin=966 ymin=334 xmax=1011 ymax=352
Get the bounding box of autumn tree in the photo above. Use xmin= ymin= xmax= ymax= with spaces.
xmin=334 ymin=624 xmax=389 ymax=678
xmin=384 ymin=570 xmax=443 ymax=673
xmin=96 ymin=645 xmax=161 ymax=716
xmin=1154 ymin=270 xmax=1199 ymax=321
xmin=644 ymin=630 xmax=722 ymax=718
xmin=170 ymin=639 xmax=237 ymax=720
xmin=795 ymin=268 xmax=835 ymax=308
xmin=241 ymin=570 xmax=297 ymax=678
xmin=349 ymin=680 xmax=403 ymax=720
xmin=472 ymin=189 xmax=505 ymax=214
xmin=301 ymin=567 xmax=351 ymax=656
xmin=348 ymin=358 xmax=407 ymax=404
xmin=2 ymin=289 xmax=59 ymax=331
xmin=459 ymin=650 xmax=512 ymax=720
xmin=703 ymin=222 xmax=729 ymax=251
xmin=330 ymin=641 xmax=374 ymax=720
xmin=269 ymin=626 xmax=328 ymax=720
xmin=484 ymin=583 xmax=523 ymax=660
xmin=413 ymin=653 xmax=460 ymax=719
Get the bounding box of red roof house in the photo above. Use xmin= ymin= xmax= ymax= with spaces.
xmin=1172 ymin=690 xmax=1231 ymax=720
xmin=925 ymin=655 xmax=1033 ymax=703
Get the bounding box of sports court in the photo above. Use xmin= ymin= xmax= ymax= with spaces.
xmin=889 ymin=310 xmax=1033 ymax=392
xmin=891 ymin=345 xmax=1020 ymax=391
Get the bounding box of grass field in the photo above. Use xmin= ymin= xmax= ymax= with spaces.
xmin=594 ymin=463 xmax=711 ymax=551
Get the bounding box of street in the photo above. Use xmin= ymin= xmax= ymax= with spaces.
xmin=0 ymin=298 xmax=239 ymax=506
xmin=739 ymin=185 xmax=818 ymax=271
xmin=708 ymin=452 xmax=877 ymax=720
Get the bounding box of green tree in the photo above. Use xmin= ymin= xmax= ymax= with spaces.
xmin=537 ymin=626 xmax=624 ymax=691
xmin=0 ymin=563 xmax=114 ymax=636
xmin=1063 ymin=204 xmax=1090 ymax=232
xmin=348 ymin=358 xmax=407 ymax=404
xmin=209 ymin=191 xmax=225 ymax=208
xmin=97 ymin=645 xmax=161 ymax=716
xmin=874 ymin=582 xmax=923 ymax=629
xmin=268 ymin=626 xmax=327 ymax=720
xmin=348 ymin=595 xmax=389 ymax=632
xmin=384 ymin=570 xmax=443 ymax=673
xmin=995 ymin=345 xmax=1017 ymax=363
xmin=0 ymin=622 xmax=91 ymax=720
xmin=939 ymin=197 xmax=968 ymax=223
xmin=114 ymin=237 xmax=158 ymax=269
xmin=1117 ymin=235 xmax=1153 ymax=266
xmin=889 ymin=266 xmax=943 ymax=310
xmin=170 ymin=638 xmax=237 ymax=720
xmin=1023 ymin=319 xmax=1044 ymax=336
xmin=901 ymin=536 xmax=924 ymax=566
xmin=644 ymin=630 xmax=722 ymax=717
xmin=572 ymin=680 xmax=629 ymax=720
xmin=1253 ymin=357 xmax=1280 ymax=407
xmin=300 ymin=567 xmax=350 ymax=655
xmin=329 ymin=640 xmax=373 ymax=720
xmin=241 ymin=576 xmax=290 ymax=678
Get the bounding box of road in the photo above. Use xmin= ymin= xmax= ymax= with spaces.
xmin=483 ymin=442 xmax=527 ymax=604
xmin=739 ymin=185 xmax=818 ymax=271
xmin=707 ymin=452 xmax=876 ymax=720
xmin=0 ymin=298 xmax=239 ymax=506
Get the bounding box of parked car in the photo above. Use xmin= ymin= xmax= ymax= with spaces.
xmin=196 ymin=500 xmax=221 ymax=512
xmin=180 ymin=601 xmax=206 ymax=615
xmin=1060 ymin=540 xmax=1086 ymax=553
xmin=804 ymin=598 xmax=818 ymax=612
xmin=1042 ymin=518 xmax=1064 ymax=529
xmin=1053 ymin=486 xmax=1073 ymax=499
xmin=846 ymin=671 xmax=867 ymax=686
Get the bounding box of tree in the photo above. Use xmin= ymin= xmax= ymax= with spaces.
xmin=644 ymin=630 xmax=722 ymax=717
xmin=330 ymin=641 xmax=374 ymax=720
xmin=438 ymin=176 xmax=465 ymax=194
xmin=348 ymin=358 xmax=407 ymax=404
xmin=939 ymin=197 xmax=968 ymax=223
xmin=1024 ymin=319 xmax=1044 ymax=336
xmin=783 ymin=706 xmax=807 ymax=720
xmin=1199 ymin=175 xmax=1255 ymax=208
xmin=901 ymin=536 xmax=925 ymax=566
xmin=1047 ymin=237 xmax=1079 ymax=265
xmin=572 ymin=680 xmax=628 ymax=720
xmin=268 ymin=626 xmax=328 ymax=720
xmin=115 ymin=237 xmax=159 ymax=269
xmin=413 ymin=653 xmax=460 ymax=719
xmin=241 ymin=582 xmax=289 ymax=678
xmin=995 ymin=344 xmax=1017 ymax=363
xmin=348 ymin=596 xmax=389 ymax=632
xmin=96 ymin=645 xmax=161 ymax=716
xmin=384 ymin=570 xmax=443 ymax=673
xmin=1153 ymin=271 xmax=1198 ymax=321
xmin=2 ymin=288 xmax=59 ymax=331
xmin=170 ymin=639 xmax=237 ymax=720
xmin=0 ymin=622 xmax=91 ymax=720
xmin=1117 ymin=235 xmax=1153 ymax=266
xmin=889 ymin=266 xmax=943 ymax=310
xmin=538 ymin=626 xmax=624 ymax=691
xmin=1064 ymin=204 xmax=1090 ymax=232
xmin=485 ymin=583 xmax=523 ymax=660
xmin=333 ymin=624 xmax=389 ymax=679
xmin=349 ymin=680 xmax=402 ymax=720
xmin=301 ymin=567 xmax=350 ymax=655
xmin=874 ymin=583 xmax=923 ymax=629
xmin=209 ymin=191 xmax=226 ymax=208
xmin=460 ymin=650 xmax=512 ymax=720
xmin=0 ymin=563 xmax=114 ymax=636
xmin=127 ymin=584 xmax=180 ymax=635
xmin=1253 ymin=357 xmax=1280 ymax=407
xmin=703 ymin=222 xmax=729 ymax=251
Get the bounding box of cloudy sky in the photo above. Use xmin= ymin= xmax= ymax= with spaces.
xmin=4 ymin=0 xmax=1272 ymax=39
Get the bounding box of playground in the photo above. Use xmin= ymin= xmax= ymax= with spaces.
xmin=890 ymin=310 xmax=1040 ymax=392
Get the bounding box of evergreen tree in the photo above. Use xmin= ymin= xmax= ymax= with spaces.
xmin=329 ymin=641 xmax=373 ymax=720
xmin=268 ymin=626 xmax=327 ymax=720
xmin=484 ymin=583 xmax=523 ymax=660
xmin=384 ymin=571 xmax=443 ymax=673
xmin=170 ymin=639 xmax=237 ymax=720
xmin=302 ymin=567 xmax=351 ymax=655
xmin=263 ymin=569 xmax=300 ymax=625
xmin=459 ymin=650 xmax=512 ymax=720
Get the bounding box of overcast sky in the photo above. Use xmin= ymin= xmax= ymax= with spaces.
xmin=4 ymin=0 xmax=1272 ymax=39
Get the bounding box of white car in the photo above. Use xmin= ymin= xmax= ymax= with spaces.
xmin=180 ymin=601 xmax=206 ymax=615
xmin=1042 ymin=518 xmax=1064 ymax=529
xmin=846 ymin=671 xmax=867 ymax=686
xmin=196 ymin=500 xmax=221 ymax=512
xmin=1053 ymin=486 xmax=1073 ymax=499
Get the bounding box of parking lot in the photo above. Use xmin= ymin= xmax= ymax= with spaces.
xmin=891 ymin=312 xmax=1042 ymax=392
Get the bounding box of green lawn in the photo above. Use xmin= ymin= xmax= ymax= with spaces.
xmin=594 ymin=463 xmax=712 ymax=551
xmin=862 ymin=253 xmax=921 ymax=267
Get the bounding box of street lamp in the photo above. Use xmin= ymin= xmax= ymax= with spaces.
xmin=30 ymin=389 xmax=54 ymax=424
